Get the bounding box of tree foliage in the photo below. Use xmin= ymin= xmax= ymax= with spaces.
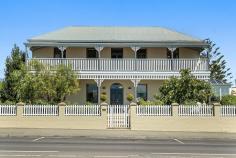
xmin=220 ymin=95 xmax=236 ymax=105
xmin=16 ymin=61 xmax=79 ymax=104
xmin=53 ymin=64 xmax=80 ymax=103
xmin=201 ymin=39 xmax=232 ymax=82
xmin=0 ymin=45 xmax=26 ymax=103
xmin=158 ymin=69 xmax=212 ymax=104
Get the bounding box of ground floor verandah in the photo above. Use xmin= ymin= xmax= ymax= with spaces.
xmin=67 ymin=79 xmax=164 ymax=105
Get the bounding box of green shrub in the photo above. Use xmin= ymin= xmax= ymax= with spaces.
xmin=221 ymin=95 xmax=236 ymax=105
xmin=158 ymin=69 xmax=212 ymax=104
xmin=100 ymin=94 xmax=107 ymax=102
xmin=183 ymin=99 xmax=198 ymax=105
xmin=1 ymin=100 xmax=16 ymax=105
xmin=126 ymin=93 xmax=134 ymax=102
xmin=34 ymin=99 xmax=50 ymax=105
xmin=86 ymin=101 xmax=93 ymax=105
xmin=154 ymin=100 xmax=164 ymax=105
xmin=138 ymin=98 xmax=164 ymax=105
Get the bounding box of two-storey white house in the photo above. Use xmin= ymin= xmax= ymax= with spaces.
xmin=25 ymin=26 xmax=210 ymax=105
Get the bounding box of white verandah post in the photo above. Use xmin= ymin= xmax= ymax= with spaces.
xmin=95 ymin=46 xmax=104 ymax=70
xmin=131 ymin=79 xmax=140 ymax=102
xmin=95 ymin=79 xmax=104 ymax=105
xmin=168 ymin=47 xmax=176 ymax=71
xmin=131 ymin=46 xmax=140 ymax=71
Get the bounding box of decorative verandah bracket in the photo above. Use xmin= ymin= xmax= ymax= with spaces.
xmin=95 ymin=46 xmax=104 ymax=58
xmin=131 ymin=79 xmax=141 ymax=102
xmin=131 ymin=46 xmax=141 ymax=53
xmin=94 ymin=79 xmax=104 ymax=88
xmin=58 ymin=46 xmax=67 ymax=58
xmin=131 ymin=46 xmax=141 ymax=58
xmin=58 ymin=46 xmax=67 ymax=52
xmin=168 ymin=47 xmax=176 ymax=58
xmin=131 ymin=79 xmax=141 ymax=87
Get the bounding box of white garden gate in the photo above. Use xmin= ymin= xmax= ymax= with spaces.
xmin=107 ymin=105 xmax=130 ymax=128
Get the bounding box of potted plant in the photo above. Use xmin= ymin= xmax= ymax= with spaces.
xmin=126 ymin=93 xmax=134 ymax=103
xmin=100 ymin=94 xmax=107 ymax=103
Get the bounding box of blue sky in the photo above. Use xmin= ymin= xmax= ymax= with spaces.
xmin=0 ymin=0 xmax=235 ymax=83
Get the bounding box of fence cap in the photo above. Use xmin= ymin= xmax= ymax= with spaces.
xmin=58 ymin=102 xmax=66 ymax=106
xmin=16 ymin=102 xmax=24 ymax=106
xmin=101 ymin=102 xmax=108 ymax=106
xmin=171 ymin=103 xmax=179 ymax=106
xmin=130 ymin=102 xmax=137 ymax=106
xmin=213 ymin=102 xmax=221 ymax=106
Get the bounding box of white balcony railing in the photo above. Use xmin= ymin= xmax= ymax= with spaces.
xmin=26 ymin=58 xmax=209 ymax=72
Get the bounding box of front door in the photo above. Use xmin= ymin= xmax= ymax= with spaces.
xmin=110 ymin=83 xmax=123 ymax=105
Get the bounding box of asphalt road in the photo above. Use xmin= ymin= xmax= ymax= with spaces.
xmin=0 ymin=136 xmax=236 ymax=158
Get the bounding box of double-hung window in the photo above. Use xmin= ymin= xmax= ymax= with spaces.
xmin=86 ymin=84 xmax=98 ymax=103
xmin=137 ymin=84 xmax=147 ymax=101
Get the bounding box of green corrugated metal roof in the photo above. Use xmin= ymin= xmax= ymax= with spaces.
xmin=27 ymin=26 xmax=206 ymax=45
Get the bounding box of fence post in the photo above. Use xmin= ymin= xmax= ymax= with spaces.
xmin=58 ymin=102 xmax=66 ymax=116
xmin=172 ymin=103 xmax=179 ymax=117
xmin=16 ymin=102 xmax=24 ymax=116
xmin=130 ymin=102 xmax=137 ymax=130
xmin=101 ymin=102 xmax=108 ymax=129
xmin=213 ymin=102 xmax=221 ymax=117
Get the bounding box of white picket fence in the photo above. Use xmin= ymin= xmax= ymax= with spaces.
xmin=178 ymin=105 xmax=213 ymax=116
xmin=221 ymin=105 xmax=236 ymax=117
xmin=23 ymin=105 xmax=59 ymax=116
xmin=65 ymin=105 xmax=101 ymax=116
xmin=107 ymin=105 xmax=130 ymax=128
xmin=136 ymin=105 xmax=172 ymax=116
xmin=0 ymin=105 xmax=17 ymax=116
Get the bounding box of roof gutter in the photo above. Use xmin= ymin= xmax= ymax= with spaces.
xmin=25 ymin=41 xmax=209 ymax=48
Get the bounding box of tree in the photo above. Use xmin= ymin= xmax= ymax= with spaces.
xmin=158 ymin=69 xmax=212 ymax=104
xmin=53 ymin=64 xmax=80 ymax=102
xmin=0 ymin=45 xmax=26 ymax=103
xmin=16 ymin=61 xmax=79 ymax=104
xmin=201 ymin=39 xmax=232 ymax=82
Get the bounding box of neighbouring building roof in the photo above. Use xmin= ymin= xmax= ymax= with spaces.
xmin=26 ymin=26 xmax=208 ymax=48
xmin=210 ymin=79 xmax=231 ymax=85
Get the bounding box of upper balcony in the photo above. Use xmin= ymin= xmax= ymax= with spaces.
xmin=25 ymin=26 xmax=211 ymax=80
xmin=26 ymin=58 xmax=209 ymax=80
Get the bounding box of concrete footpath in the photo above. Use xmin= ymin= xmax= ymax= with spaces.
xmin=1 ymin=128 xmax=236 ymax=140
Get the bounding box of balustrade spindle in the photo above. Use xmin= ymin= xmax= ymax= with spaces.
xmin=26 ymin=58 xmax=208 ymax=72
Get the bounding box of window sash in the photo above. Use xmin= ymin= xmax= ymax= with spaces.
xmin=86 ymin=48 xmax=98 ymax=58
xmin=137 ymin=49 xmax=147 ymax=58
xmin=86 ymin=84 xmax=98 ymax=103
xmin=137 ymin=84 xmax=147 ymax=101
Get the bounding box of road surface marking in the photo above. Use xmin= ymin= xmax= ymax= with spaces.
xmin=94 ymin=156 xmax=129 ymax=158
xmin=0 ymin=150 xmax=58 ymax=153
xmin=173 ymin=138 xmax=184 ymax=144
xmin=152 ymin=152 xmax=236 ymax=156
xmin=32 ymin=137 xmax=45 ymax=142
xmin=0 ymin=155 xmax=40 ymax=157
xmin=49 ymin=155 xmax=77 ymax=157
